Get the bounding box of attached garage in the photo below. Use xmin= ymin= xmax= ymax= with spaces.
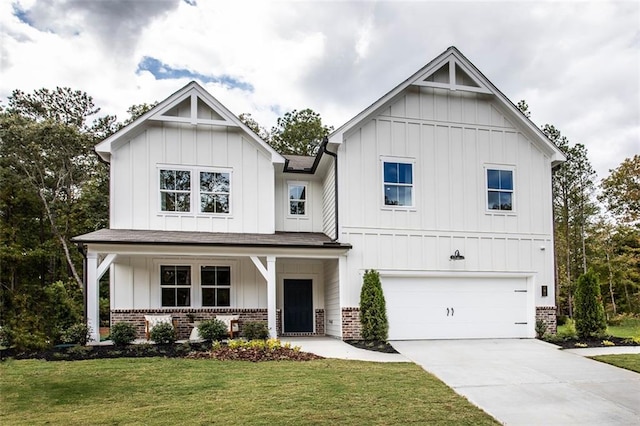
xmin=382 ymin=276 xmax=534 ymax=340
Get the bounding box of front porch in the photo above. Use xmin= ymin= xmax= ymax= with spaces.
xmin=73 ymin=229 xmax=350 ymax=342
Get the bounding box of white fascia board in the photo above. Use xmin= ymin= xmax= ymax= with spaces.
xmin=84 ymin=243 xmax=349 ymax=258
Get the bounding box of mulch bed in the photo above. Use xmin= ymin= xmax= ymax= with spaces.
xmin=542 ymin=336 xmax=639 ymax=350
xmin=0 ymin=342 xmax=322 ymax=362
xmin=345 ymin=340 xmax=398 ymax=353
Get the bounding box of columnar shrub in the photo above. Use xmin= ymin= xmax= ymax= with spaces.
xmin=198 ymin=319 xmax=228 ymax=341
xmin=149 ymin=322 xmax=176 ymax=345
xmin=359 ymin=269 xmax=388 ymax=341
xmin=110 ymin=322 xmax=137 ymax=346
xmin=573 ymin=269 xmax=607 ymax=339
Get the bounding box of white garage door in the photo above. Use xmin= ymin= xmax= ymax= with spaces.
xmin=382 ymin=277 xmax=531 ymax=340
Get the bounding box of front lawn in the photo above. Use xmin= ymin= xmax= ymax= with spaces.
xmin=0 ymin=358 xmax=498 ymax=425
xmin=591 ymin=354 xmax=640 ymax=374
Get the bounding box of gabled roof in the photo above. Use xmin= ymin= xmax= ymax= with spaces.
xmin=95 ymin=81 xmax=285 ymax=164
xmin=329 ymin=46 xmax=566 ymax=166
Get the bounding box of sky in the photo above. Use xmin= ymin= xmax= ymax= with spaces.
xmin=1 ymin=0 xmax=638 ymax=181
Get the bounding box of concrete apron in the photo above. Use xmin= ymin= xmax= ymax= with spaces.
xmin=392 ymin=339 xmax=640 ymax=426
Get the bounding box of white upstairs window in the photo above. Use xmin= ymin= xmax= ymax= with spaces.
xmin=288 ymin=182 xmax=307 ymax=216
xmin=159 ymin=169 xmax=191 ymax=212
xmin=383 ymin=161 xmax=414 ymax=207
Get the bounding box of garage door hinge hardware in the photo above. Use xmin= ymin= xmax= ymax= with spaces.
xmin=514 ymin=290 xmax=527 ymax=293
xmin=514 ymin=322 xmax=527 ymax=325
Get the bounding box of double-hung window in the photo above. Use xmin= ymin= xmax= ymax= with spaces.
xmin=159 ymin=167 xmax=231 ymax=214
xmin=160 ymin=169 xmax=191 ymax=212
xmin=383 ymin=161 xmax=413 ymax=207
xmin=200 ymin=171 xmax=230 ymax=213
xmin=160 ymin=265 xmax=191 ymax=307
xmin=201 ymin=266 xmax=231 ymax=307
xmin=288 ymin=182 xmax=307 ymax=215
xmin=487 ymin=168 xmax=514 ymax=211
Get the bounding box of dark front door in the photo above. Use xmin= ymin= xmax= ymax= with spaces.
xmin=283 ymin=279 xmax=313 ymax=333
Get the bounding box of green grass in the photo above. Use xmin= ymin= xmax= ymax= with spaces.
xmin=556 ymin=317 xmax=640 ymax=339
xmin=0 ymin=358 xmax=498 ymax=425
xmin=591 ymin=354 xmax=640 ymax=373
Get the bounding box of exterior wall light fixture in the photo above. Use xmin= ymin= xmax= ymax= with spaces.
xmin=450 ymin=250 xmax=465 ymax=261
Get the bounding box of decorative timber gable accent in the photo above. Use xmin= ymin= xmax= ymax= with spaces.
xmin=94 ymin=81 xmax=284 ymax=165
xmin=411 ymin=55 xmax=492 ymax=94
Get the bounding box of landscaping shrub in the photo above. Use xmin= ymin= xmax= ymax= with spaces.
xmin=359 ymin=269 xmax=388 ymax=341
xmin=535 ymin=319 xmax=547 ymax=339
xmin=556 ymin=318 xmax=578 ymax=339
xmin=61 ymin=323 xmax=92 ymax=345
xmin=197 ymin=319 xmax=228 ymax=341
xmin=110 ymin=322 xmax=137 ymax=346
xmin=573 ymin=269 xmax=607 ymax=339
xmin=149 ymin=322 xmax=176 ymax=345
xmin=242 ymin=321 xmax=269 ymax=340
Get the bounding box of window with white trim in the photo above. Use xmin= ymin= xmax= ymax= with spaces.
xmin=201 ymin=266 xmax=231 ymax=306
xmin=288 ymin=182 xmax=307 ymax=215
xmin=383 ymin=161 xmax=413 ymax=207
xmin=158 ymin=166 xmax=231 ymax=214
xmin=160 ymin=169 xmax=191 ymax=212
xmin=200 ymin=171 xmax=230 ymax=213
xmin=160 ymin=265 xmax=191 ymax=307
xmin=487 ymin=168 xmax=514 ymax=211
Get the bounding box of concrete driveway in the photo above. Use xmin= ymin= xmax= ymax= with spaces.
xmin=392 ymin=339 xmax=640 ymax=426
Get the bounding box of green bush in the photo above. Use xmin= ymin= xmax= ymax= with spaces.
xmin=198 ymin=319 xmax=228 ymax=341
xmin=149 ymin=322 xmax=176 ymax=345
xmin=359 ymin=269 xmax=388 ymax=341
xmin=535 ymin=319 xmax=547 ymax=339
xmin=557 ymin=318 xmax=578 ymax=339
xmin=43 ymin=281 xmax=84 ymax=344
xmin=110 ymin=322 xmax=137 ymax=346
xmin=61 ymin=323 xmax=92 ymax=345
xmin=242 ymin=321 xmax=269 ymax=340
xmin=574 ymin=269 xmax=607 ymax=339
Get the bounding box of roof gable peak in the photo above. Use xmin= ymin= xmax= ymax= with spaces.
xmin=411 ymin=49 xmax=492 ymax=94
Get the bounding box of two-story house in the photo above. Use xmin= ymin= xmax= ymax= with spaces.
xmin=74 ymin=47 xmax=565 ymax=342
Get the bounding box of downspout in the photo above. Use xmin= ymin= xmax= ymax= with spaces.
xmin=321 ymin=136 xmax=340 ymax=243
xmin=77 ymin=243 xmax=88 ymax=322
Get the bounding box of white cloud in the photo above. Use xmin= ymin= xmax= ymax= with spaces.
xmin=1 ymin=0 xmax=638 ymax=180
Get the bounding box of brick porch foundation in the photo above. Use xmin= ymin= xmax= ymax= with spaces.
xmin=111 ymin=308 xmax=282 ymax=340
xmin=341 ymin=307 xmax=362 ymax=340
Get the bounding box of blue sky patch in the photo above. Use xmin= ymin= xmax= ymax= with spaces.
xmin=13 ymin=3 xmax=34 ymax=27
xmin=136 ymin=57 xmax=253 ymax=92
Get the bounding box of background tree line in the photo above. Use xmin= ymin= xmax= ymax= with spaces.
xmin=0 ymin=88 xmax=636 ymax=350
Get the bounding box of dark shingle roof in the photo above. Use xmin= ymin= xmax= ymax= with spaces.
xmin=72 ymin=229 xmax=350 ymax=249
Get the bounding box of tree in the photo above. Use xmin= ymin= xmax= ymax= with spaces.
xmin=239 ymin=113 xmax=270 ymax=141
xmin=359 ymin=270 xmax=388 ymax=341
xmin=269 ymin=108 xmax=333 ymax=156
xmin=516 ymin=100 xmax=531 ymax=118
xmin=600 ymin=155 xmax=640 ymax=224
xmin=543 ymin=124 xmax=599 ymax=317
xmin=573 ymin=269 xmax=607 ymax=338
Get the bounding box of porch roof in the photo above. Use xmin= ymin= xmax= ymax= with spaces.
xmin=72 ymin=229 xmax=352 ymax=250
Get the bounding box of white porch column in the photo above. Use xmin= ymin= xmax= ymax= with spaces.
xmin=86 ymin=252 xmax=100 ymax=342
xmin=266 ymin=256 xmax=277 ymax=338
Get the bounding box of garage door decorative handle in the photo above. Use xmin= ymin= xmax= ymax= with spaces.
xmin=446 ymin=307 xmax=455 ymax=316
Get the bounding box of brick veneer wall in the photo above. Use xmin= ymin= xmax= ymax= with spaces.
xmin=315 ymin=309 xmax=325 ymax=335
xmin=111 ymin=308 xmax=282 ymax=340
xmin=341 ymin=307 xmax=362 ymax=340
xmin=535 ymin=306 xmax=557 ymax=335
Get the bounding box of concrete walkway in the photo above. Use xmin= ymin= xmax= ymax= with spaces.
xmin=282 ymin=337 xmax=408 ymax=362
xmin=392 ymin=339 xmax=640 ymax=426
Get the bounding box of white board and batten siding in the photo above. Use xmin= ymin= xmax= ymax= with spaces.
xmin=110 ymin=122 xmax=276 ymax=234
xmin=274 ymin=176 xmax=324 ymax=233
xmin=338 ymin=87 xmax=556 ymax=333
